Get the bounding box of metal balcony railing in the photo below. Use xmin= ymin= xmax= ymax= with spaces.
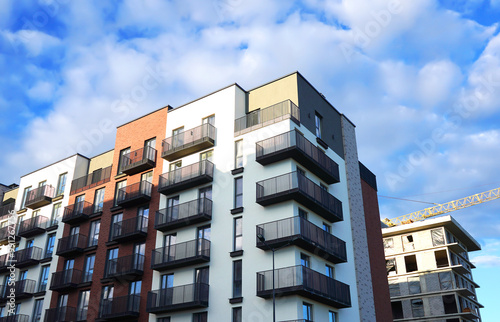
xmin=256 ymin=171 xmax=343 ymax=222
xmin=56 ymin=234 xmax=88 ymax=257
xmin=99 ymin=294 xmax=141 ymax=319
xmin=120 ymin=146 xmax=157 ymax=175
xmin=0 ymin=279 xmax=36 ymax=302
xmin=234 ymin=100 xmax=300 ymax=136
xmin=63 ymin=201 xmax=96 ymax=224
xmin=162 ymin=123 xmax=216 ymax=161
xmin=151 ymin=239 xmax=210 ymax=270
xmin=0 ymin=315 xmax=29 ymax=322
xmin=0 ymin=203 xmax=14 ymax=218
xmin=146 ymin=283 xmax=209 ymax=313
xmin=44 ymin=306 xmax=80 ymax=321
xmin=155 ymin=197 xmax=212 ymax=231
xmin=256 ymin=129 xmax=340 ymax=184
xmin=105 ymin=254 xmax=145 ymax=278
xmin=17 ymin=216 xmax=48 ymax=237
xmin=70 ymin=165 xmax=112 ymax=195
xmin=116 ymin=181 xmax=152 ymax=207
xmin=13 ymin=246 xmax=43 ymax=268
xmin=50 ymin=269 xmax=82 ymax=291
xmin=256 ymin=217 xmax=347 ymax=263
xmin=158 ymin=160 xmax=214 ymax=195
xmin=25 ymin=185 xmax=55 ymax=209
xmin=110 ymin=215 xmax=148 ymax=242
xmin=257 ymin=265 xmax=351 ymax=308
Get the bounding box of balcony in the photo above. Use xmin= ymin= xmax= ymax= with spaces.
xmin=256 ymin=217 xmax=347 ymax=264
xmin=151 ymin=239 xmax=210 ymax=271
xmin=50 ymin=269 xmax=83 ymax=292
xmin=56 ymin=234 xmax=88 ymax=257
xmin=234 ymin=100 xmax=300 ymax=136
xmin=17 ymin=216 xmax=48 ymax=237
xmin=0 ymin=279 xmax=36 ymax=303
xmin=105 ymin=254 xmax=145 ymax=279
xmin=256 ymin=130 xmax=340 ymax=184
xmin=155 ymin=197 xmax=212 ymax=232
xmin=0 ymin=203 xmax=14 ymax=217
xmin=25 ymin=185 xmax=55 ymax=209
xmin=0 ymin=225 xmax=19 ymax=244
xmin=110 ymin=216 xmax=148 ymax=243
xmin=257 ymin=265 xmax=351 ymax=308
xmin=120 ymin=146 xmax=157 ymax=175
xmin=0 ymin=315 xmax=29 ymax=322
xmin=99 ymin=294 xmax=140 ymax=320
xmin=256 ymin=171 xmax=343 ymax=223
xmin=63 ymin=201 xmax=97 ymax=224
xmin=70 ymin=165 xmax=112 ymax=195
xmin=116 ymin=181 xmax=152 ymax=208
xmin=158 ymin=160 xmax=214 ymax=195
xmin=146 ymin=283 xmax=209 ymax=313
xmin=13 ymin=246 xmax=43 ymax=268
xmin=162 ymin=123 xmax=216 ymax=161
xmin=45 ymin=306 xmax=85 ymax=322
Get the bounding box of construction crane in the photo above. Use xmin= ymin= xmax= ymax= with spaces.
xmin=383 ymin=187 xmax=500 ymax=227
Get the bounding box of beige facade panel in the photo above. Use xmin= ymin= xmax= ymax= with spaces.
xmin=3 ymin=187 xmax=18 ymax=203
xmin=248 ymin=73 xmax=299 ymax=112
xmin=88 ymin=149 xmax=114 ymax=173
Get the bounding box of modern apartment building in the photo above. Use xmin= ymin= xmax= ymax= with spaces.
xmin=1 ymin=72 xmax=392 ymax=321
xmin=382 ymin=215 xmax=482 ymax=322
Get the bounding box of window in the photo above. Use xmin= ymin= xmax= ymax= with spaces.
xmin=233 ymin=217 xmax=242 ymax=251
xmin=405 ymin=255 xmax=418 ymax=272
xmin=26 ymin=239 xmax=34 ymax=248
xmin=94 ymin=188 xmax=105 ymax=213
xmin=137 ymin=206 xmax=149 ymax=230
xmin=408 ymin=276 xmax=421 ymax=294
xmin=233 ymin=260 xmax=242 ymax=298
xmin=200 ymin=150 xmax=214 ymax=162
xmin=56 ymin=173 xmax=67 ymax=196
xmin=57 ymin=294 xmax=68 ymax=308
xmin=110 ymin=213 xmax=123 ymax=239
xmin=439 ymin=271 xmax=453 ymax=290
xmin=303 ymin=302 xmax=313 ymax=321
xmin=167 ymin=196 xmax=180 ymax=220
xmin=325 ymin=265 xmax=334 ymax=278
xmin=234 ymin=177 xmax=243 ymax=208
xmin=235 ymin=140 xmax=243 ymax=168
xmin=431 ymin=228 xmax=445 ymax=246
xmin=193 ymin=312 xmax=208 ymax=322
xmin=83 ymin=254 xmax=95 ymax=282
xmin=315 ymin=113 xmax=322 ymax=138
xmin=386 ymin=258 xmax=397 ymax=276
xmin=195 ymin=266 xmax=210 ymax=284
xmin=172 ymin=127 xmax=184 ymax=148
xmin=322 ymin=222 xmax=331 ymax=233
xmin=117 ymin=147 xmax=131 ymax=174
xmin=169 ymin=160 xmax=182 ymax=172
xmin=383 ymin=238 xmax=394 ymax=249
xmin=161 ymin=273 xmax=174 ymax=289
xmin=45 ymin=233 xmax=56 ymax=258
xmin=77 ymin=290 xmax=90 ymax=320
xmin=391 ymin=301 xmax=403 ymax=319
xmin=442 ymin=295 xmax=458 ymax=314
xmin=38 ymin=265 xmax=50 ymax=292
xmin=199 ymin=186 xmax=212 ymax=200
xmin=21 ymin=186 xmax=31 ymax=209
xmin=300 ymin=253 xmax=310 ymax=268
xmin=130 ymin=280 xmax=142 ymax=295
xmin=402 ymin=234 xmax=414 ymax=251
xmin=144 ymin=138 xmax=156 ymax=159
xmin=88 ymin=220 xmax=100 ymax=247
xmin=329 ymin=311 xmax=337 ymax=322
xmin=114 ymin=181 xmax=126 ymax=206
xmin=202 ymin=115 xmax=215 ymax=125
xmin=388 ymin=280 xmax=400 ymax=297
xmin=50 ymin=203 xmax=61 ymax=226
xmin=435 ymin=250 xmax=449 ymax=268
xmin=411 ymin=298 xmax=424 ymax=317
xmin=106 ymin=248 xmax=119 ymax=275
xmin=32 ymin=299 xmax=44 ymax=322
xmin=64 ymin=259 xmax=74 ymax=270
xmin=101 ymin=286 xmax=114 ymax=309
xmin=232 ymin=307 xmax=242 ymax=322
xmin=299 ymin=208 xmax=308 ymax=219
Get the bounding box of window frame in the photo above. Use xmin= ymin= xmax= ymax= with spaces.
xmin=234 ymin=177 xmax=243 ymax=208
xmin=234 ymin=140 xmax=243 ymax=169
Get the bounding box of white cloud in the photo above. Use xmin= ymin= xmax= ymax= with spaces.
xmin=471 ymin=255 xmax=500 ymax=267
xmin=27 ymin=81 xmax=55 ymax=101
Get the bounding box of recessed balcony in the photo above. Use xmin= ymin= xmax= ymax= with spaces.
xmin=0 ymin=315 xmax=29 ymax=322
xmin=44 ymin=306 xmax=82 ymax=322
xmin=56 ymin=234 xmax=88 ymax=257
xmin=162 ymin=123 xmax=216 ymax=161
xmin=146 ymin=283 xmax=209 ymax=314
xmin=25 ymin=185 xmax=55 ymax=209
xmin=116 ymin=181 xmax=152 ymax=208
xmin=256 ymin=129 xmax=340 ymax=184
xmin=109 ymin=215 xmax=148 ymax=243
xmin=0 ymin=279 xmax=36 ymax=303
xmin=256 ymin=171 xmax=343 ymax=223
xmin=0 ymin=203 xmax=14 ymax=217
xmin=14 ymin=246 xmax=43 ymax=268
xmin=257 ymin=265 xmax=351 ymax=308
xmin=256 ymin=217 xmax=347 ymax=264
xmin=0 ymin=224 xmax=19 ymax=244
xmin=158 ymin=160 xmax=214 ymax=195
xmin=120 ymin=146 xmax=157 ymax=175
xmin=70 ymin=165 xmax=112 ymax=195
xmin=104 ymin=254 xmax=145 ymax=279
xmin=151 ymin=239 xmax=210 ymax=271
xmin=155 ymin=197 xmax=212 ymax=232
xmin=99 ymin=294 xmax=140 ymax=320
xmin=50 ymin=269 xmax=83 ymax=292
xmin=63 ymin=201 xmax=97 ymax=224
xmin=17 ymin=216 xmax=48 ymax=238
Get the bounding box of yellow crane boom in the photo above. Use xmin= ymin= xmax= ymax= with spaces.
xmin=383 ymin=187 xmax=500 ymax=227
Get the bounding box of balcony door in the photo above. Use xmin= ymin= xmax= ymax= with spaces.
xmin=160 ymin=274 xmax=174 ymax=306
xmin=172 ymin=127 xmax=184 ymax=148
xmin=197 ymin=226 xmax=211 ymax=254
xmin=141 ymin=171 xmax=153 ymax=195
xmin=57 ymin=294 xmax=68 ymax=310
xmin=70 ymin=226 xmax=80 ymax=248
xmin=198 ymin=186 xmax=212 ymax=213
xmin=106 ymin=249 xmax=119 ymax=276
xmin=163 ymin=234 xmax=176 ymax=262
xmin=144 ymin=138 xmax=156 ymax=160
xmin=101 ymin=285 xmax=114 ymax=315
xmin=134 ymin=243 xmax=145 ymax=270
xmin=167 ymin=196 xmax=179 ymax=221
xmin=169 ymin=161 xmax=182 ymax=184
xmin=77 ymin=290 xmax=90 ymax=320
xmin=111 ymin=214 xmax=123 ymax=239
xmin=75 ymin=195 xmax=85 ymax=214
xmin=137 ymin=206 xmax=149 ymax=231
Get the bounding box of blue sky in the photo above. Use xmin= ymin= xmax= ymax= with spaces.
xmin=1 ymin=0 xmax=499 ymax=319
